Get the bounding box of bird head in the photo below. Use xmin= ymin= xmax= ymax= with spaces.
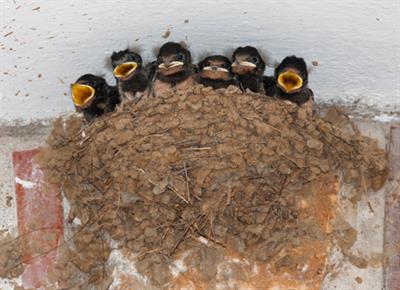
xmin=275 ymin=56 xmax=308 ymax=94
xmin=198 ymin=55 xmax=232 ymax=81
xmin=71 ymin=74 xmax=107 ymax=108
xmin=231 ymin=46 xmax=266 ymax=76
xmin=156 ymin=42 xmax=192 ymax=76
xmin=111 ymin=49 xmax=143 ymax=80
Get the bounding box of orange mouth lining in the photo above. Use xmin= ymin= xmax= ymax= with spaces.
xmin=113 ymin=62 xmax=138 ymax=78
xmin=71 ymin=84 xmax=95 ymax=108
xmin=277 ymin=71 xmax=303 ymax=93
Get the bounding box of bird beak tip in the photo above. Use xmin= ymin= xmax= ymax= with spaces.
xmin=239 ymin=61 xmax=257 ymax=68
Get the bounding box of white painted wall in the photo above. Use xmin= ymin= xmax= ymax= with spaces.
xmin=1 ymin=0 xmax=399 ymax=124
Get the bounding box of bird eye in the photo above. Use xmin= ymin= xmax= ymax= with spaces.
xmin=251 ymin=56 xmax=259 ymax=64
xmin=176 ymin=53 xmax=185 ymax=61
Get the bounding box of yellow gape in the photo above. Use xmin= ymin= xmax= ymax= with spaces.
xmin=113 ymin=62 xmax=138 ymax=78
xmin=71 ymin=84 xmax=95 ymax=108
xmin=277 ymin=71 xmax=303 ymax=93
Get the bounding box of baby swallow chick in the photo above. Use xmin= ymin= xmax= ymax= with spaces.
xmin=231 ymin=46 xmax=266 ymax=93
xmin=71 ymin=74 xmax=120 ymax=122
xmin=263 ymin=75 xmax=276 ymax=97
xmin=151 ymin=42 xmax=195 ymax=97
xmin=111 ymin=49 xmax=148 ymax=100
xmin=197 ymin=55 xmax=237 ymax=89
xmin=273 ymin=55 xmax=314 ymax=107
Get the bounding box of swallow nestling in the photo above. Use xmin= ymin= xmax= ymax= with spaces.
xmin=197 ymin=55 xmax=237 ymax=89
xmin=111 ymin=49 xmax=148 ymax=100
xmin=71 ymin=74 xmax=120 ymax=122
xmin=263 ymin=75 xmax=276 ymax=97
xmin=231 ymin=46 xmax=266 ymax=93
xmin=151 ymin=42 xmax=195 ymax=97
xmin=272 ymin=55 xmax=314 ymax=107
xmin=145 ymin=60 xmax=157 ymax=83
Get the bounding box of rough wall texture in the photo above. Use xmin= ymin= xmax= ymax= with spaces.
xmin=1 ymin=0 xmax=399 ymax=124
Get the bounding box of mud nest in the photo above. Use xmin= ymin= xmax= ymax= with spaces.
xmin=38 ymin=85 xmax=387 ymax=288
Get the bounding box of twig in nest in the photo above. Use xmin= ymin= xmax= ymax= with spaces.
xmin=141 ymin=131 xmax=169 ymax=140
xmin=171 ymin=164 xmax=201 ymax=201
xmin=366 ymin=200 xmax=375 ymax=213
xmin=168 ymin=184 xmax=189 ymax=204
xmin=265 ymin=123 xmax=282 ymax=133
xmin=133 ymin=166 xmax=175 ymax=195
xmin=136 ymin=247 xmax=163 ymax=260
xmin=328 ymin=127 xmax=353 ymax=145
xmin=183 ymin=161 xmax=191 ymax=204
xmin=183 ymin=147 xmax=212 ymax=151
xmin=278 ymin=175 xmax=288 ymax=196
xmin=209 ymin=213 xmax=216 ymax=239
xmin=360 ymin=169 xmax=375 ymax=213
xmin=161 ymin=228 xmax=170 ymax=242
xmin=226 ymin=185 xmax=232 ymax=206
xmin=244 ymin=116 xmax=281 ymax=133
xmin=169 ymin=217 xmax=199 ymax=256
xmin=113 ymin=191 xmax=121 ymax=220
xmin=100 ymin=235 xmax=108 ymax=285
xmin=98 ymin=202 xmax=122 ymax=228
xmin=276 ymin=150 xmax=300 ymax=168
xmin=196 ymin=233 xmax=226 ymax=248
xmin=171 ymin=164 xmax=197 ymax=175
xmin=193 ymin=214 xmax=208 ymax=232
xmin=192 ymin=193 xmax=202 ymax=201
xmin=1 ymin=226 xmax=64 ymax=247
xmin=72 ymin=122 xmax=96 ymax=140
xmin=86 ymin=178 xmax=109 ymax=195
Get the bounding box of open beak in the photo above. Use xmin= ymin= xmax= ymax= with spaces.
xmin=202 ymin=66 xmax=229 ymax=73
xmin=231 ymin=61 xmax=256 ymax=68
xmin=277 ymin=70 xmax=303 ymax=93
xmin=71 ymin=84 xmax=95 ymax=108
xmin=113 ymin=62 xmax=138 ymax=79
xmin=158 ymin=61 xmax=184 ymax=69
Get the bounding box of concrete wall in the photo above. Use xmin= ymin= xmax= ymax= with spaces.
xmin=1 ymin=0 xmax=399 ymax=124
